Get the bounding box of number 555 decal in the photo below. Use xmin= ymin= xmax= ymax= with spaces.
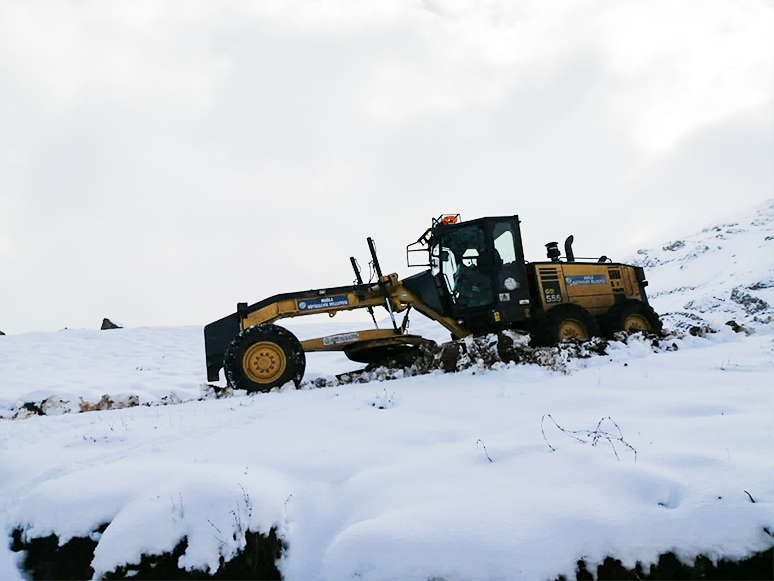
xmin=543 ymin=282 xmax=563 ymax=304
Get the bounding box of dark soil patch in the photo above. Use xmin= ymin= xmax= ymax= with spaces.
xmin=556 ymin=547 xmax=773 ymax=581
xmin=18 ymin=401 xmax=44 ymax=417
xmin=10 ymin=525 xmax=285 ymax=580
xmin=10 ymin=523 xmax=108 ymax=580
xmin=10 ymin=523 xmax=771 ymax=580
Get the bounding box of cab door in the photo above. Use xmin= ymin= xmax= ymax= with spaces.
xmin=437 ymin=221 xmax=495 ymax=318
xmin=489 ymin=218 xmax=531 ymax=325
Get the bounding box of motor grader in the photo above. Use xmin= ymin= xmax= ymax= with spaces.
xmin=204 ymin=214 xmax=661 ymax=392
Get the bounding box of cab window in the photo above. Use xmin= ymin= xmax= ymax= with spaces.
xmin=431 ymin=243 xmax=457 ymax=295
xmin=493 ymin=222 xmax=517 ymax=265
xmin=438 ymin=225 xmax=493 ymax=308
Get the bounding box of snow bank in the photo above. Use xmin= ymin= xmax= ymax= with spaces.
xmin=0 ymin=320 xmax=398 ymax=417
xmin=2 ymin=328 xmax=773 ymax=580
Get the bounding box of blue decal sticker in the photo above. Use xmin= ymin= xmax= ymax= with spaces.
xmin=565 ymin=274 xmax=607 ymax=286
xmin=297 ymin=295 xmax=350 ymax=311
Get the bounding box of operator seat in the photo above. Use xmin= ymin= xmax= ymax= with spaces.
xmin=455 ymin=250 xmax=494 ymax=308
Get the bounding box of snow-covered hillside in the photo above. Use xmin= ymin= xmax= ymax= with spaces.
xmin=0 ymin=202 xmax=772 ymax=580
xmin=632 ymin=198 xmax=773 ymax=332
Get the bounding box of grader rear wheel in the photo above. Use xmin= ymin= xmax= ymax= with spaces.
xmin=556 ymin=318 xmax=589 ymax=341
xmin=602 ymin=301 xmax=662 ymax=337
xmin=538 ymin=304 xmax=600 ymax=345
xmin=224 ymin=324 xmax=305 ymax=392
xmin=621 ymin=313 xmax=650 ymax=332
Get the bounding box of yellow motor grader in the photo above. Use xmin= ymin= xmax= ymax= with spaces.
xmin=204 ymin=214 xmax=660 ymax=392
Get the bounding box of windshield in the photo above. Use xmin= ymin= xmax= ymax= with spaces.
xmin=432 ymin=225 xmax=493 ymax=309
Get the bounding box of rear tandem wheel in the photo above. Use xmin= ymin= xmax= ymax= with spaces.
xmin=602 ymin=300 xmax=662 ymax=337
xmin=537 ymin=304 xmax=600 ymax=345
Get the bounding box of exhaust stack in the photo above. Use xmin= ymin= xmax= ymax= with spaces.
xmin=564 ymin=235 xmax=575 ymax=262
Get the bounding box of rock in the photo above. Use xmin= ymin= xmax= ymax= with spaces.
xmin=725 ymin=320 xmax=752 ymax=335
xmin=199 ymin=383 xmax=236 ymax=399
xmin=100 ymin=318 xmax=122 ymax=330
xmin=16 ymin=402 xmax=43 ymax=419
xmin=13 ymin=396 xmax=71 ymax=419
xmin=730 ymin=288 xmax=769 ymax=315
xmin=79 ymin=394 xmax=138 ymax=412
xmin=159 ymin=392 xmax=182 ymax=405
xmin=0 ymin=330 xmax=5 ymax=335
xmin=662 ymin=240 xmax=685 ymax=251
xmin=689 ymin=325 xmax=715 ymax=337
xmin=80 ymin=395 xmax=111 ymax=412
xmin=41 ymin=396 xmax=71 ymax=416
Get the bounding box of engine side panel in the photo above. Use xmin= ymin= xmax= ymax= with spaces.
xmin=532 ymin=262 xmax=648 ymax=316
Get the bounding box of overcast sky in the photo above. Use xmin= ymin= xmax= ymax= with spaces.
xmin=1 ymin=0 xmax=772 ymax=334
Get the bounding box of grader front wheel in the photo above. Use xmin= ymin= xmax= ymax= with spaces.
xmin=224 ymin=324 xmax=305 ymax=392
xmin=242 ymin=341 xmax=287 ymax=385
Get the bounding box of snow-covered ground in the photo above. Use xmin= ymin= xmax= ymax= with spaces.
xmin=1 ymin=201 xmax=772 ymax=580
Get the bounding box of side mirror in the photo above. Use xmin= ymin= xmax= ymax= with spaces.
xmin=440 ymin=250 xmax=449 ymax=261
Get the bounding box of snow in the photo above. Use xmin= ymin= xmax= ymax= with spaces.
xmin=631 ymin=199 xmax=774 ymax=332
xmin=1 ymin=201 xmax=773 ymax=580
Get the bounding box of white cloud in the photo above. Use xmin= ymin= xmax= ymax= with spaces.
xmin=596 ymin=0 xmax=774 ymax=152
